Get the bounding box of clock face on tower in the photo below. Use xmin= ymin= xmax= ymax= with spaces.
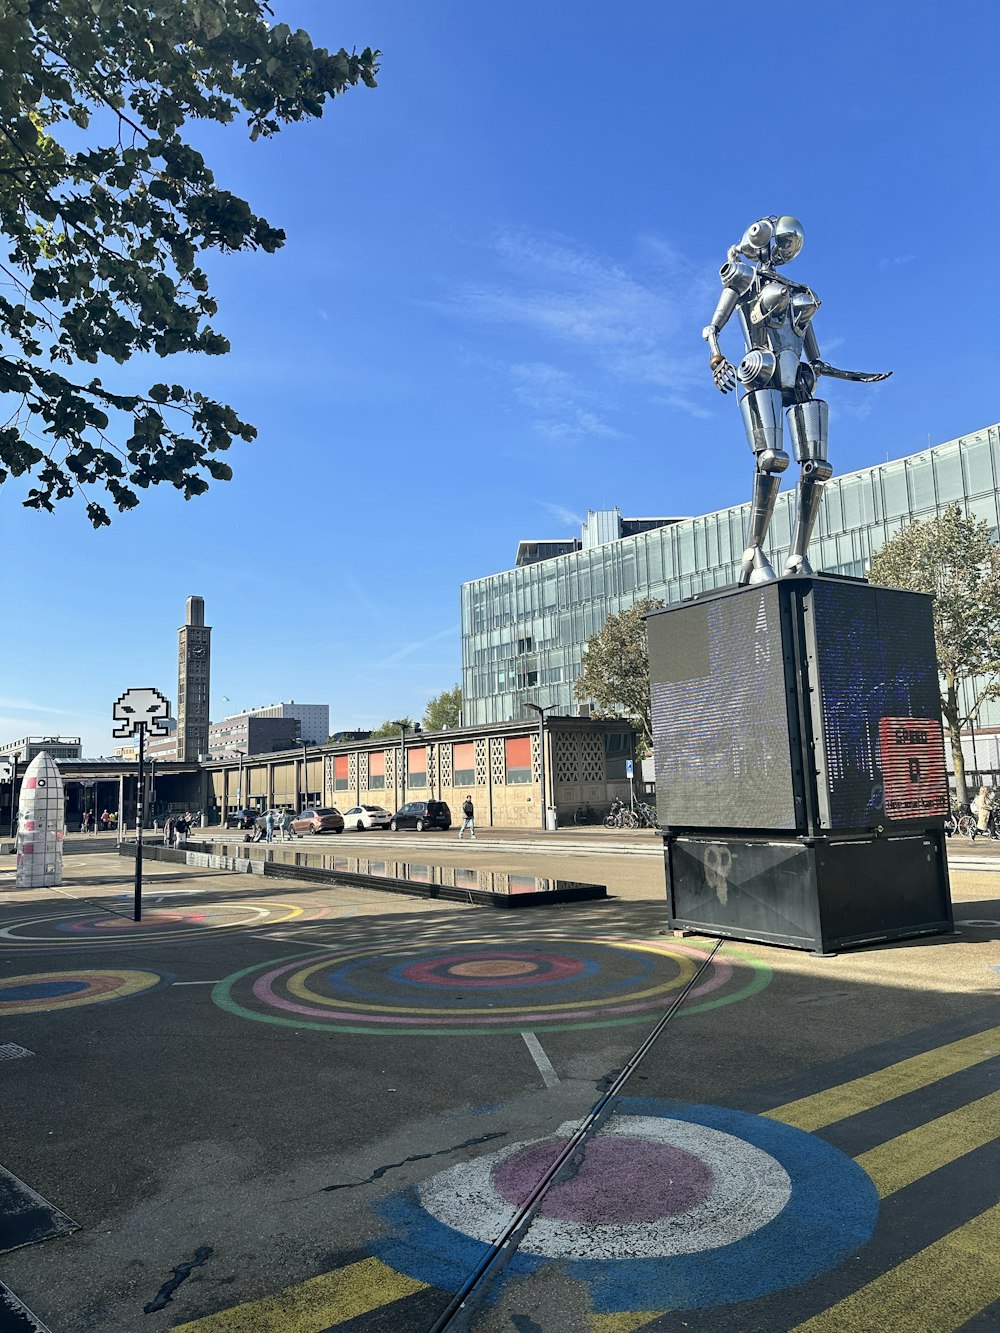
xmin=190 ymin=645 xmax=206 ymax=658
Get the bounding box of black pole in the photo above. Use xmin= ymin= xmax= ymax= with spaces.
xmin=134 ymin=724 xmax=145 ymax=921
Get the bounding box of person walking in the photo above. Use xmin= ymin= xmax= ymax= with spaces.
xmin=99 ymin=809 xmax=111 ymax=833
xmin=458 ymin=795 xmax=476 ymax=840
xmin=174 ymin=814 xmax=189 ymax=847
xmin=278 ymin=810 xmax=295 ymax=842
xmin=973 ymin=784 xmax=995 ymax=840
xmin=163 ymin=815 xmax=174 ymax=847
xmin=265 ymin=809 xmax=275 ymax=843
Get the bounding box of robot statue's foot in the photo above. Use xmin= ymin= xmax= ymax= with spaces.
xmin=783 ymin=553 xmax=815 ymax=577
xmin=739 ymin=547 xmax=778 ymax=586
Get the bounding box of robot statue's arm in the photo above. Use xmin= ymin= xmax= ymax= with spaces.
xmin=702 ymin=248 xmax=753 ymax=394
xmin=805 ymin=325 xmax=892 ymax=383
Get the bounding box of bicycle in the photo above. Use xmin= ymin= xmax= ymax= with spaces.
xmin=604 ymin=799 xmax=637 ymax=830
xmin=574 ymin=803 xmax=597 ymax=825
xmin=634 ymin=801 xmax=658 ymax=829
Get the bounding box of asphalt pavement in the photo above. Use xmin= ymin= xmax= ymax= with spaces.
xmin=0 ymin=834 xmax=997 ymax=1332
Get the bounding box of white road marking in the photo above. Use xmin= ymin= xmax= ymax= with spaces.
xmin=175 ymin=980 xmax=221 ymax=986
xmin=522 ymin=1031 xmax=560 ymax=1088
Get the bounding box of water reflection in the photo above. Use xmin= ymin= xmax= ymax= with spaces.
xmin=219 ymin=842 xmax=604 ymax=900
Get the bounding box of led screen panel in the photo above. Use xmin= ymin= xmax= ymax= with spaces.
xmin=648 ymin=586 xmax=798 ymax=830
xmin=807 ymin=583 xmax=947 ymax=829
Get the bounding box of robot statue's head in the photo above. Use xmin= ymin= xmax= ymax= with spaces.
xmin=771 ymin=216 xmax=804 ymax=265
xmin=737 ymin=216 xmax=804 ymax=267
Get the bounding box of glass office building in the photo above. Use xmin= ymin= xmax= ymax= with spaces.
xmin=461 ymin=423 xmax=1000 ymax=727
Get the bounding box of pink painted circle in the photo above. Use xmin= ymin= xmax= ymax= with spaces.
xmin=400 ymin=951 xmax=587 ymax=988
xmin=493 ymin=1137 xmax=715 ymax=1223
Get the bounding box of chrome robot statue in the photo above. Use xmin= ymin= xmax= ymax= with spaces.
xmin=703 ymin=216 xmax=891 ymax=585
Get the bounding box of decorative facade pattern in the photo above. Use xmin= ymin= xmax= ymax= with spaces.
xmin=489 ymin=737 xmax=506 ymax=787
xmin=475 ymin=739 xmax=488 ymax=787
xmin=440 ymin=743 xmax=453 ymax=788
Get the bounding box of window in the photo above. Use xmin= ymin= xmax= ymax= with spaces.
xmin=605 ymin=732 xmax=631 ymax=780
xmin=407 ymin=745 xmax=427 ymax=788
xmin=505 ymin=735 xmax=532 ymax=785
xmin=453 ymin=742 xmax=475 ymax=786
xmin=334 ymin=755 xmax=349 ymax=791
xmin=368 ymin=750 xmax=385 ymax=789
xmin=517 ymin=635 xmax=533 ymax=654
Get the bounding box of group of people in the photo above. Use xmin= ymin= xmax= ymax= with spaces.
xmin=255 ymin=809 xmax=296 ymax=843
xmin=162 ymin=813 xmax=197 ymax=847
xmin=79 ymin=809 xmax=116 ymax=833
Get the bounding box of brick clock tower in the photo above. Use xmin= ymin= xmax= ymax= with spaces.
xmin=177 ymin=595 xmax=211 ymax=762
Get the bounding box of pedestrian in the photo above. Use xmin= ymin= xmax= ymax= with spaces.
xmin=79 ymin=810 xmax=88 ymax=833
xmin=458 ymin=795 xmax=476 ymax=840
xmin=265 ymin=809 xmax=275 ymax=843
xmin=278 ymin=810 xmax=295 ymax=842
xmin=973 ymin=785 xmax=995 ymax=840
xmin=163 ymin=815 xmax=174 ymax=847
xmin=174 ymin=814 xmax=189 ymax=847
xmin=99 ymin=808 xmax=111 ymax=833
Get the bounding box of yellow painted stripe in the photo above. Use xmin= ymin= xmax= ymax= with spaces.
xmin=765 ymin=1026 xmax=1000 ymax=1131
xmin=856 ymin=1088 xmax=1000 ymax=1198
xmin=791 ymin=1202 xmax=1000 ymax=1333
xmin=174 ymin=1255 xmax=427 ymax=1332
xmin=591 ymin=1313 xmax=663 ymax=1332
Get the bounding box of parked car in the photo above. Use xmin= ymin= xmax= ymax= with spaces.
xmin=389 ymin=800 xmax=451 ymax=832
xmin=251 ymin=808 xmax=289 ymax=835
xmin=226 ymin=808 xmax=259 ymax=830
xmin=342 ymin=804 xmax=393 ymax=831
xmin=290 ymin=807 xmax=345 ymax=836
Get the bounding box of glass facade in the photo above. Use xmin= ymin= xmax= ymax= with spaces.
xmin=461 ymin=424 xmax=1000 ymax=726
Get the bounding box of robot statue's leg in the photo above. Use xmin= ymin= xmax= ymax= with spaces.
xmin=785 ymin=399 xmax=832 ymax=576
xmin=738 ymin=389 xmax=789 ymax=586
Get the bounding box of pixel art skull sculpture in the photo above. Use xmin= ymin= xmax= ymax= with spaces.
xmin=112 ymin=687 xmax=172 ymax=739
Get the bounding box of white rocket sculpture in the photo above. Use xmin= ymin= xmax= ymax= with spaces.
xmin=15 ymin=751 xmax=65 ymax=888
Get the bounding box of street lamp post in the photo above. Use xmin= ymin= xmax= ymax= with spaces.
xmin=391 ymin=721 xmax=409 ymax=810
xmin=525 ymin=703 xmax=555 ymax=832
xmin=299 ymin=738 xmax=309 ymax=812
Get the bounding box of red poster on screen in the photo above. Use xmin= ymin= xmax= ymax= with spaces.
xmin=878 ymin=717 xmax=949 ymax=820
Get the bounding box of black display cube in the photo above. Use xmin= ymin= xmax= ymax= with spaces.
xmin=647 ymin=575 xmax=953 ymax=953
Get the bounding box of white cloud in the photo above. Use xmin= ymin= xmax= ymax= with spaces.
xmin=537 ymin=501 xmax=584 ymax=530
xmin=442 ymin=225 xmax=717 ymax=428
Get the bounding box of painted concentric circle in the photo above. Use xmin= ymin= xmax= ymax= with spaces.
xmin=371 ymin=1097 xmax=879 ymax=1311
xmin=0 ymin=968 xmax=172 ymax=1014
xmin=0 ymin=901 xmax=305 ymax=950
xmin=213 ymin=937 xmax=771 ymax=1035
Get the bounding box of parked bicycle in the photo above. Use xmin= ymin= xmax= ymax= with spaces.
xmin=604 ymin=799 xmax=637 ymax=830
xmin=633 ymin=800 xmax=658 ymax=829
xmin=573 ymin=803 xmax=598 ymax=825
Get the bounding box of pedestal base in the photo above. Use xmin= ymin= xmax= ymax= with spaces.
xmin=664 ymin=831 xmax=952 ymax=953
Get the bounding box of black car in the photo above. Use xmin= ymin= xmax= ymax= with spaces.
xmin=389 ymin=800 xmax=451 ymax=832
xmin=225 ymin=808 xmax=259 ymax=830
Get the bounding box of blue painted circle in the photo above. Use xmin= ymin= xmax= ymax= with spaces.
xmin=369 ymin=1096 xmax=879 ymax=1312
xmin=1 ymin=979 xmax=89 ymax=1000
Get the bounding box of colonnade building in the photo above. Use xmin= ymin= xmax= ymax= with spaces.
xmin=461 ymin=424 xmax=1000 ymax=729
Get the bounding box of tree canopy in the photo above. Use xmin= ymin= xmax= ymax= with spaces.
xmin=0 ymin=1 xmax=377 ymax=525
xmin=868 ymin=504 xmax=1000 ymax=803
xmin=370 ymin=717 xmax=414 ymax=739
xmin=573 ymin=597 xmax=663 ymax=754
xmin=423 ymin=684 xmax=461 ymax=731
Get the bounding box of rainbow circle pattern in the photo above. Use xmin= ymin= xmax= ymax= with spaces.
xmin=212 ymin=937 xmax=771 ymax=1035
xmin=0 ymin=901 xmax=310 ymax=950
xmin=372 ymin=1097 xmax=879 ymax=1311
xmin=0 ymin=968 xmax=172 ymax=1015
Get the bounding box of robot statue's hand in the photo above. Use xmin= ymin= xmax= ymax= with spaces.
xmin=710 ymin=355 xmax=737 ymax=394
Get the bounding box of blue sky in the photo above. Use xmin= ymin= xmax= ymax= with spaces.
xmin=4 ymin=0 xmax=999 ymax=756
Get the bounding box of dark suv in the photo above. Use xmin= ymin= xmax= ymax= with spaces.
xmin=389 ymin=800 xmax=451 ymax=832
